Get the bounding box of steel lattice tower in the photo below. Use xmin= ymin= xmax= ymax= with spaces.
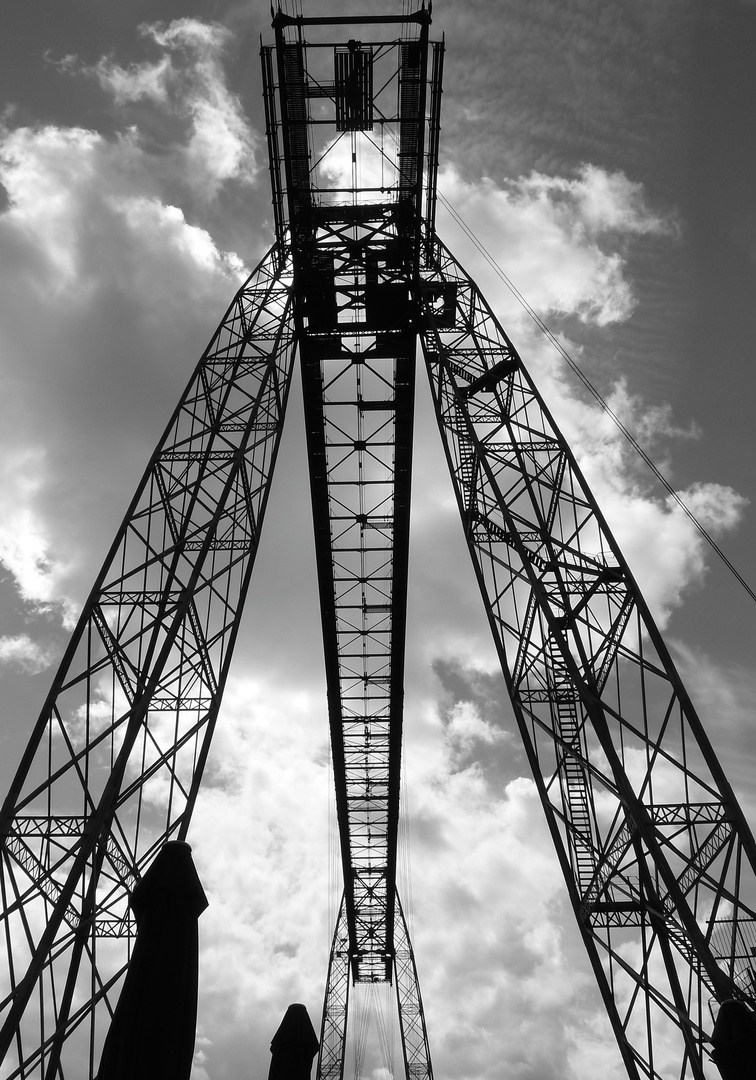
xmin=1 ymin=4 xmax=756 ymax=1079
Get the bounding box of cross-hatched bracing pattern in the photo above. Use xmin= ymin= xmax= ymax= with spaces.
xmin=318 ymin=894 xmax=351 ymax=1080
xmin=297 ymin=211 xmax=417 ymax=982
xmin=317 ymin=892 xmax=433 ymax=1080
xmin=265 ymin=6 xmax=441 ymax=986
xmin=394 ymin=893 xmax=432 ymax=1080
xmin=0 ymin=244 xmax=296 ymax=1078
xmin=417 ymin=234 xmax=756 ymax=1078
xmin=2 ymin=3 xmax=756 ymax=1079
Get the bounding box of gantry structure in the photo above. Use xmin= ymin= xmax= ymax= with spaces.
xmin=1 ymin=4 xmax=755 ymax=1079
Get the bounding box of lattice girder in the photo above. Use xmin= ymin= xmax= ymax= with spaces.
xmin=316 ymin=891 xmax=433 ymax=1080
xmin=418 ymin=235 xmax=756 ymax=1079
xmin=264 ymin=7 xmax=443 ymax=983
xmin=7 ymin=3 xmax=756 ymax=1078
xmin=297 ymin=212 xmax=417 ymax=982
xmin=317 ymin=895 xmax=351 ymax=1080
xmin=0 ymin=245 xmax=296 ymax=1078
xmin=394 ymin=892 xmax=433 ymax=1080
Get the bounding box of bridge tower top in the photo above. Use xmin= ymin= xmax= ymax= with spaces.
xmin=263 ymin=3 xmax=443 ymax=266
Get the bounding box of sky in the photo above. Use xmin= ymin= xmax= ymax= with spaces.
xmin=1 ymin=1 xmax=756 ymax=1078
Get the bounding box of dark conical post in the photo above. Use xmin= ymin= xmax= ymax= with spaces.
xmin=96 ymin=841 xmax=208 ymax=1080
xmin=268 ymin=1004 xmax=320 ymax=1080
xmin=710 ymin=1000 xmax=756 ymax=1080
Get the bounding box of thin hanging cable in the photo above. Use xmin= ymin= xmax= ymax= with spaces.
xmin=386 ymin=979 xmax=395 ymax=1074
xmin=372 ymin=982 xmax=393 ymax=1075
xmin=379 ymin=93 xmax=756 ymax=604
xmin=436 ymin=188 xmax=756 ymax=605
xmin=353 ymin=986 xmax=370 ymax=1080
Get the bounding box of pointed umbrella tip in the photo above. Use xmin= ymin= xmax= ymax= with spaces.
xmin=268 ymin=1004 xmax=319 ymax=1080
xmin=131 ymin=841 xmax=209 ymax=924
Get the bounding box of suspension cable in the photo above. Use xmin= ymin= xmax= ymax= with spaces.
xmin=436 ymin=188 xmax=756 ymax=605
xmin=353 ymin=986 xmax=370 ymax=1080
xmin=374 ymin=103 xmax=755 ymax=604
xmin=372 ymin=982 xmax=394 ymax=1075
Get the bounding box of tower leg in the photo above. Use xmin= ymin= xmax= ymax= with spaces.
xmin=316 ymin=894 xmax=350 ymax=1080
xmin=394 ymin=891 xmax=433 ymax=1080
xmin=316 ymin=890 xmax=432 ymax=1080
xmin=0 ymin=242 xmax=296 ymax=1078
xmin=415 ymin=232 xmax=756 ymax=1077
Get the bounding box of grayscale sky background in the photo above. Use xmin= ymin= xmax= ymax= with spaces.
xmin=1 ymin=1 xmax=756 ymax=1078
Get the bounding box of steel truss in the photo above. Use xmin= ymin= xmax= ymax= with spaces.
xmin=0 ymin=245 xmax=296 ymax=1078
xmin=267 ymin=8 xmax=438 ymax=1075
xmin=264 ymin=1 xmax=442 ymax=1000
xmin=318 ymin=890 xmax=432 ymax=1080
xmin=2 ymin=3 xmax=756 ymax=1079
xmin=416 ymin=234 xmax=756 ymax=1078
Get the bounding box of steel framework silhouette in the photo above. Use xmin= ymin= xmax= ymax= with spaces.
xmin=1 ymin=4 xmax=755 ymax=1079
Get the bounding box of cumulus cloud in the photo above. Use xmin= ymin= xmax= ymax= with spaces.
xmin=0 ymin=124 xmax=244 ymax=298
xmin=184 ymin=670 xmax=622 ymax=1080
xmin=548 ymin=381 xmax=748 ymax=626
xmin=399 ymin=701 xmax=625 ymax=1080
xmin=0 ymin=633 xmax=55 ymax=674
xmin=0 ymin=117 xmax=251 ymax=618
xmin=429 ymin=165 xmax=745 ymax=628
xmin=438 ymin=163 xmax=675 ymax=327
xmin=0 ymin=17 xmax=266 ymax=636
xmin=0 ymin=447 xmax=74 ymax=623
xmin=184 ymin=675 xmax=332 ymax=1079
xmin=445 ymin=699 xmax=508 ymax=757
xmin=83 ymin=19 xmax=257 ymax=198
xmin=532 ymin=164 xmax=676 ymax=239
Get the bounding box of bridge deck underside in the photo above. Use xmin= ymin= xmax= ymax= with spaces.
xmin=268 ymin=13 xmax=438 ymax=982
xmin=299 ymin=214 xmax=415 ymax=982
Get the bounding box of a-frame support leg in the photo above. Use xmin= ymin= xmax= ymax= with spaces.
xmin=394 ymin=890 xmax=434 ymax=1080
xmin=316 ymin=890 xmax=432 ymax=1080
xmin=317 ymin=894 xmax=350 ymax=1080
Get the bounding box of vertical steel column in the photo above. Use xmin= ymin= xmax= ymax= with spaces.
xmin=0 ymin=244 xmax=296 ymax=1078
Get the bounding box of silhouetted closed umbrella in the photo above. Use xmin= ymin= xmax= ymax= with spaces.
xmin=710 ymin=999 xmax=756 ymax=1080
xmin=268 ymin=1003 xmax=320 ymax=1080
xmin=96 ymin=840 xmax=208 ymax=1080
